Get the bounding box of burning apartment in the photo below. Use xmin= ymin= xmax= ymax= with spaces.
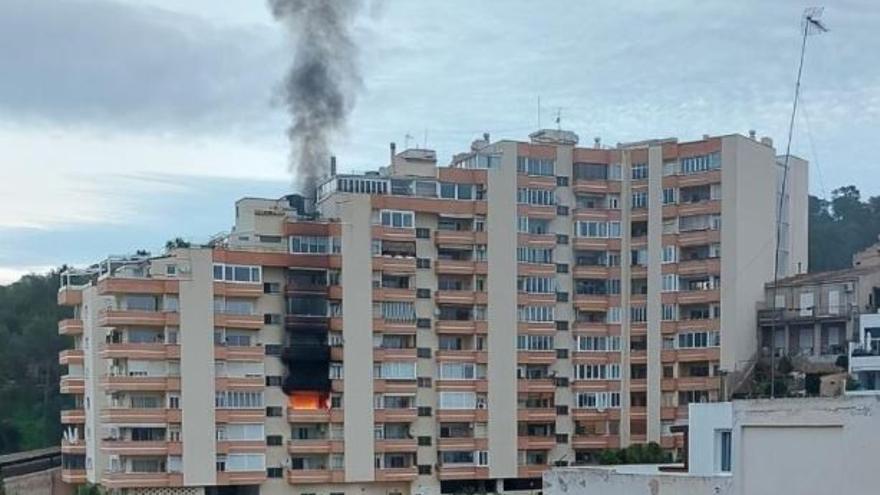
xmin=57 ymin=127 xmax=808 ymax=494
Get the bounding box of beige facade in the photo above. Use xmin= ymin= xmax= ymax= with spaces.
xmin=57 ymin=129 xmax=807 ymax=495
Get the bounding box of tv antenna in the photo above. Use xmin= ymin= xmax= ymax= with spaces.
xmin=770 ymin=7 xmax=828 ymax=399
xmin=404 ymin=133 xmax=414 ymax=149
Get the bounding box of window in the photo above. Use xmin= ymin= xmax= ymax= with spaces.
xmin=576 ymin=335 xmax=621 ymax=352
xmin=631 ymin=164 xmax=648 ymax=180
xmin=267 ymin=467 xmax=283 ymax=478
xmin=662 ymin=274 xmax=679 ymax=292
xmin=265 ymin=406 xmax=282 ymax=417
xmin=718 ymin=430 xmax=732 ymax=472
xmin=289 ymin=235 xmax=340 ymax=254
xmin=662 ymin=304 xmax=678 ymax=321
xmin=518 ymin=306 xmax=554 ymax=322
xmin=380 ymin=210 xmax=414 ymax=228
xmin=556 ymin=234 xmax=569 ymax=245
xmin=662 ymin=245 xmax=677 ymax=264
xmin=439 ymin=392 xmax=477 ymax=410
xmin=681 ymin=153 xmax=721 ymax=174
xmin=573 ymin=162 xmax=608 ymax=180
xmin=517 ymin=277 xmax=556 ymax=294
xmin=662 ymin=188 xmax=677 ymax=205
xmin=379 ymin=301 xmax=415 ymax=322
xmin=556 ymin=176 xmax=569 ymax=187
xmin=375 ymin=361 xmax=417 ymax=380
xmin=663 ymin=161 xmax=679 ymax=176
xmin=576 ymin=221 xmax=621 ymax=238
xmin=677 ymin=331 xmax=720 ymax=348
xmin=631 ymin=191 xmax=647 ymax=209
xmin=438 ymin=362 xmax=485 ymax=380
xmin=517 ymin=157 xmax=555 ymax=176
xmin=220 ymin=424 xmax=264 ymax=441
xmin=212 ymin=264 xmax=262 ymax=283
xmin=517 ymin=247 xmax=553 ymax=264
xmin=607 ymin=307 xmax=621 ymax=323
xmin=517 ymin=334 xmax=554 ymax=351
xmin=226 ymin=453 xmax=265 ymax=472
xmin=517 ymin=188 xmax=555 ymax=206
xmin=575 ymin=392 xmax=621 ymax=409
xmin=574 ymin=363 xmax=620 ymax=380
xmin=631 ymin=306 xmax=647 ymax=323
xmin=215 ymin=391 xmax=263 ymax=409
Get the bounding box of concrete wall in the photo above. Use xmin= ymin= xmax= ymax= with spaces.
xmin=687 ymin=402 xmax=732 ymax=476
xmin=543 ymin=467 xmax=733 ymax=495
xmin=178 ymin=249 xmax=217 ymax=486
xmin=720 ymin=136 xmax=777 ymax=372
xmin=487 ymin=141 xmax=519 ymax=477
xmin=81 ymin=286 xmax=109 ymax=484
xmin=645 ymin=145 xmax=664 ymax=443
xmin=2 ymin=468 xmax=76 ymax=495
xmin=338 ymin=194 xmax=376 ymax=482
xmin=784 ymin=155 xmax=809 ymax=276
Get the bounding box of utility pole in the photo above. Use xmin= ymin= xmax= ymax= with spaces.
xmin=771 ymin=7 xmax=828 ymax=398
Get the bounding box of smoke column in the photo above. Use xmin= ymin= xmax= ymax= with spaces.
xmin=269 ymin=0 xmax=362 ymax=198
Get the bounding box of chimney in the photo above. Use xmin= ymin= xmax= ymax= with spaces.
xmin=761 ymin=137 xmax=773 ymax=148
xmin=390 ymin=142 xmax=396 ymax=164
xmin=749 ymin=129 xmax=757 ymax=140
xmin=330 ymin=156 xmax=337 ymax=177
xmin=483 ymin=132 xmax=490 ymax=142
xmin=702 ymin=134 xmax=710 ymax=140
xmin=594 ymin=137 xmax=601 ymax=149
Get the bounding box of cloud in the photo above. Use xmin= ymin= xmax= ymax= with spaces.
xmin=0 ymin=0 xmax=285 ymax=136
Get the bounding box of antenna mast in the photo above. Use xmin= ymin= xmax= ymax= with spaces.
xmin=770 ymin=7 xmax=828 ymax=399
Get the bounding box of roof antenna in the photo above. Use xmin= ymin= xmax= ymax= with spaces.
xmin=555 ymin=107 xmax=562 ymax=131
xmin=770 ymin=6 xmax=828 ymax=399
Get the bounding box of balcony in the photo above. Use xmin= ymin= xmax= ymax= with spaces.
xmin=517 ymin=408 xmax=556 ymax=422
xmin=216 ymin=471 xmax=268 ymax=485
xmin=61 ymin=469 xmax=87 ymax=484
xmin=435 ymin=259 xmax=480 ymax=275
xmin=59 ymin=349 xmax=84 ymax=366
xmin=374 ymin=408 xmax=418 ymax=423
xmin=676 ymin=288 xmax=720 ymax=305
xmin=758 ymin=307 xmax=853 ymax=324
xmin=374 ymin=438 xmax=418 ymax=453
xmin=436 ymin=290 xmax=486 ymax=305
xmin=61 ymin=409 xmax=86 ymax=424
xmin=58 ymin=318 xmax=83 ymax=336
xmin=214 ymin=312 xmax=263 ymax=329
xmin=101 ymin=440 xmax=181 ymax=456
xmin=436 ymin=437 xmax=488 ymax=451
xmin=99 ymin=309 xmax=179 ymax=328
xmin=571 ymin=435 xmax=620 ymax=450
xmin=436 ymin=465 xmax=490 ymax=480
xmin=286 ymin=469 xmax=345 ymax=484
xmin=101 ymin=408 xmax=181 ymax=424
xmin=101 ymin=376 xmax=181 ymax=392
xmin=60 ymin=375 xmax=85 ymax=394
xmin=214 ymin=281 xmax=263 ymax=298
xmin=61 ymin=440 xmax=86 ymax=455
xmin=57 ymin=286 xmax=83 ymax=306
xmin=677 ymin=257 xmax=721 ymax=276
xmin=215 ymin=345 xmax=264 ymax=361
xmin=517 ymin=465 xmax=548 ymax=478
xmin=97 ymin=277 xmax=178 ymax=295
xmin=375 ymin=467 xmax=419 ymax=482
xmin=100 ymin=343 xmax=179 ymax=360
xmin=517 ymin=378 xmax=555 ymax=393
xmin=517 ymin=436 xmax=556 ymax=450
xmin=287 ymin=408 xmax=343 ymax=423
xmin=101 ymin=472 xmax=183 ymax=489
xmin=517 ymin=351 xmax=556 ymax=365
xmin=287 ymin=439 xmax=344 ymax=454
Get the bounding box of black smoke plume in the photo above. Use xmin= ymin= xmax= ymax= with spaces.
xmin=269 ymin=0 xmax=362 ymax=198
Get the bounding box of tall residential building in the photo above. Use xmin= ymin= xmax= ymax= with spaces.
xmin=57 ymin=129 xmax=807 ymax=495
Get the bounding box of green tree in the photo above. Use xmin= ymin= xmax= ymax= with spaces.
xmin=0 ymin=270 xmax=70 ymax=454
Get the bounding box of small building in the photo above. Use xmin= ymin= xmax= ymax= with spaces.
xmin=755 ymin=244 xmax=880 ymax=372
xmin=848 ymin=311 xmax=880 ymax=393
xmin=543 ymin=396 xmax=880 ymax=495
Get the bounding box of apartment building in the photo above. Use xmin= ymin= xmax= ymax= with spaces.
xmin=57 ymin=129 xmax=806 ymax=495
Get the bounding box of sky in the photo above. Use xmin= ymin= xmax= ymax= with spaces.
xmin=1 ymin=0 xmax=878 ymax=284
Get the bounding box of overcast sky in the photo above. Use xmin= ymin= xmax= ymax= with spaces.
xmin=1 ymin=0 xmax=878 ymax=283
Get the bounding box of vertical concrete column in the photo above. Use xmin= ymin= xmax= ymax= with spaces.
xmin=619 ymin=151 xmax=632 ymax=447
xmin=82 ymin=288 xmax=108 ymax=484
xmin=487 ymin=142 xmax=519 ymax=477
xmin=179 ymin=248 xmax=217 ymax=486
xmin=646 ymin=146 xmax=664 ymax=442
xmin=552 ymin=143 xmax=575 ymax=464
xmin=339 ymin=195 xmax=375 ymax=481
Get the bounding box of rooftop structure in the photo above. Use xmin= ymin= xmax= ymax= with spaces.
xmin=544 ymin=396 xmax=880 ymax=495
